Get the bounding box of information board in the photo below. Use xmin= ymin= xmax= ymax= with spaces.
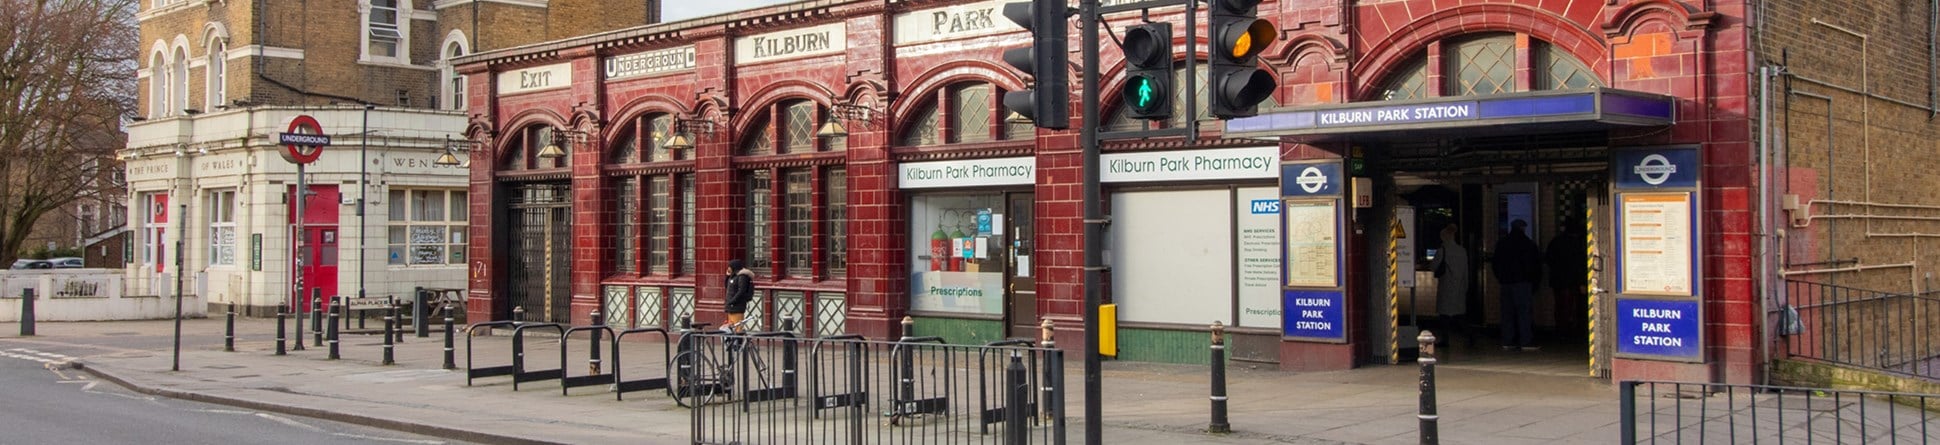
xmin=1619 ymin=192 xmax=1695 ymax=296
xmin=1284 ymin=199 xmax=1340 ymax=288
xmin=1614 ymin=298 xmax=1703 ymax=361
xmin=1283 ymin=289 xmax=1345 ymax=342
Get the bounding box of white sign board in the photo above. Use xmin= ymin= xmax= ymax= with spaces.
xmin=899 ymin=156 xmax=1035 ymax=189
xmin=893 ymin=1 xmax=1021 ymax=44
xmin=497 ymin=63 xmax=573 ymax=96
xmin=735 ymin=23 xmax=846 ymax=65
xmin=1236 ymin=187 xmax=1282 ymax=329
xmin=1621 ymin=192 xmax=1694 ymax=296
xmin=1395 ymin=206 xmax=1416 ymax=288
xmin=1101 ymin=146 xmax=1279 ymax=183
xmin=604 ymin=45 xmax=696 ymax=80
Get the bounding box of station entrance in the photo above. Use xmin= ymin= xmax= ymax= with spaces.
xmin=1369 ymin=133 xmax=1613 ymax=378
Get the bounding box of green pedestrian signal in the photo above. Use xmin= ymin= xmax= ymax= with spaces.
xmin=1119 ymin=23 xmax=1173 ymax=120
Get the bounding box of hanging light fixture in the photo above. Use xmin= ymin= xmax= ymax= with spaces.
xmin=433 ymin=151 xmax=461 ymax=166
xmin=815 ymin=117 xmax=848 ymax=138
xmin=661 ymin=131 xmax=695 ymax=151
xmin=536 ymin=140 xmax=568 ymax=159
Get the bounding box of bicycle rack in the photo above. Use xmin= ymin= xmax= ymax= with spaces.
xmin=738 ymin=331 xmax=802 ymax=410
xmin=611 ymin=327 xmax=672 ymax=401
xmin=559 ymin=325 xmax=616 ymax=396
xmin=673 ymin=329 xmax=727 ymax=402
xmin=808 ymin=334 xmax=868 ymax=418
xmin=465 ymin=321 xmax=520 ymax=386
xmin=977 ymin=339 xmax=1041 ymax=433
xmin=510 ymin=322 xmax=566 ymax=391
xmin=889 ymin=336 xmax=951 ymax=420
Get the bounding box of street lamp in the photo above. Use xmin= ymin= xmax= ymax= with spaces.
xmin=817 ymin=101 xmax=879 ymax=139
xmin=437 ymin=136 xmax=477 ymax=167
xmin=660 ymin=115 xmax=717 ymax=152
xmin=537 ymin=127 xmax=577 ymax=159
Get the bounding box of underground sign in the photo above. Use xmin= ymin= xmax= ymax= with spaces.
xmin=277 ymin=114 xmax=330 ymax=164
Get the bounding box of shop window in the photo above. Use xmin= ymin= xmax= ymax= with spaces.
xmin=207 ymin=189 xmax=236 ymax=266
xmin=1537 ymin=42 xmax=1600 ymax=90
xmin=1446 ymin=34 xmax=1515 ymax=96
xmin=746 ymin=170 xmax=772 ymax=272
xmin=784 ymin=169 xmax=813 ymax=276
xmin=611 ymin=177 xmax=639 ymax=274
xmin=741 ymin=99 xmax=841 ymax=155
xmin=388 ymin=189 xmax=466 ymax=266
xmin=907 ymin=194 xmax=1005 ymax=315
xmin=1378 ymin=56 xmax=1430 ymax=101
xmin=680 ymin=174 xmax=696 ymax=275
xmin=824 ymin=168 xmax=846 ymax=276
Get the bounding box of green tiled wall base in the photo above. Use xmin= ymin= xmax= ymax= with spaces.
xmin=1115 ymin=327 xmax=1229 ymax=365
xmin=911 ymin=316 xmax=1004 ymax=345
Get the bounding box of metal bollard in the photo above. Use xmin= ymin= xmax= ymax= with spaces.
xmin=311 ymin=295 xmax=323 ymax=347
xmin=18 ymin=288 xmax=34 ymax=336
xmin=513 ymin=305 xmax=526 ymax=325
xmin=1418 ymin=330 xmax=1439 ymax=445
xmin=414 ymin=287 xmax=429 ymax=338
xmin=1041 ymin=318 xmax=1056 ymax=422
xmin=224 ymin=303 xmax=236 ymax=352
xmin=899 ymin=316 xmax=916 ymax=403
xmin=382 ymin=302 xmax=396 ymax=365
xmin=1005 ymin=353 xmax=1029 ymax=445
xmin=327 ymin=311 xmax=340 ymax=360
xmin=781 ymin=317 xmax=799 ymax=395
xmin=588 ymin=310 xmax=603 ymax=375
xmin=390 ymin=296 xmax=405 ymax=343
xmin=1209 ymin=321 xmax=1231 ymax=434
xmin=442 ymin=303 xmax=455 ymax=370
xmin=275 ymin=305 xmax=288 ymax=356
xmin=292 ymin=299 xmax=306 ymax=352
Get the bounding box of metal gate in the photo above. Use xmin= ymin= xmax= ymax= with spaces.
xmin=508 ymin=183 xmax=572 ymax=323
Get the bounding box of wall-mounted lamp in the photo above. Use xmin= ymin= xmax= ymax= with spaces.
xmin=817 ymin=101 xmax=880 ymax=138
xmin=437 ymin=135 xmax=480 ymax=167
xmin=539 ymin=127 xmax=588 ymax=159
xmin=661 ymin=115 xmax=718 ymax=152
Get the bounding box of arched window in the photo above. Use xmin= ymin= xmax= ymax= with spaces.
xmin=897 ymin=82 xmax=1032 ymax=146
xmin=171 ymin=46 xmax=190 ymax=112
xmin=502 ymin=125 xmax=566 ymax=171
xmin=1105 ymin=65 xmax=1277 ymax=131
xmin=610 ymin=113 xmax=676 ymax=164
xmin=740 ymin=99 xmax=843 ymax=155
xmin=1377 ymin=33 xmax=1600 ymax=101
xmin=206 ymin=38 xmax=227 ymax=109
xmin=442 ymin=39 xmax=467 ymax=111
xmin=607 ymin=112 xmax=693 ymax=277
xmin=148 ymin=51 xmax=168 ymax=118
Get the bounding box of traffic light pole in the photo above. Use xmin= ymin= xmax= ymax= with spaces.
xmin=1078 ymin=0 xmax=1104 ymax=443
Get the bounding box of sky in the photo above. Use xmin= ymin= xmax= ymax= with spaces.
xmin=662 ymin=0 xmax=799 ymax=22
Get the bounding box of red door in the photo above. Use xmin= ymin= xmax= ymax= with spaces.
xmin=289 ymin=185 xmax=341 ymax=310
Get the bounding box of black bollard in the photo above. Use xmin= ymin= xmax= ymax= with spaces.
xmin=275 ymin=305 xmax=288 ymax=356
xmin=382 ymin=301 xmax=395 ymax=365
xmin=224 ymin=303 xmax=236 ymax=352
xmin=414 ymin=287 xmax=429 ymax=338
xmin=327 ymin=311 xmax=340 ymax=360
xmin=18 ymin=288 xmax=34 ymax=336
xmin=311 ymin=294 xmax=323 ymax=347
xmin=588 ymin=310 xmax=603 ymax=375
xmin=293 ymin=298 xmax=306 ymax=352
xmin=1005 ymin=353 xmax=1029 ymax=445
xmin=780 ymin=317 xmax=799 ymax=395
xmin=390 ymin=296 xmax=405 ymax=343
xmin=1041 ymin=319 xmax=1057 ymax=422
xmin=1418 ymin=330 xmax=1439 ymax=445
xmin=1209 ymin=321 xmax=1231 ymax=434
xmin=899 ymin=316 xmax=916 ymax=404
xmin=442 ymin=303 xmax=455 ymax=370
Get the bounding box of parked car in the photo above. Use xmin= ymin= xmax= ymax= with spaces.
xmin=10 ymin=259 xmax=51 ymax=269
xmin=50 ymin=257 xmax=82 ymax=269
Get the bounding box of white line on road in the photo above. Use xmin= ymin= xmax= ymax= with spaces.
xmin=328 ymin=433 xmax=446 ymax=444
xmin=254 ymin=412 xmax=326 ymax=433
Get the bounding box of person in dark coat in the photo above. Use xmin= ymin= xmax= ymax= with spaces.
xmin=1545 ymin=221 xmax=1588 ymax=338
xmin=1491 ymin=220 xmax=1543 ymax=351
xmin=724 ymin=259 xmax=755 ymax=332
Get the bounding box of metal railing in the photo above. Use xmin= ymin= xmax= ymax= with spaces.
xmin=681 ymin=330 xmax=1067 ymax=445
xmin=1620 ymin=380 xmax=1940 ymax=444
xmin=1782 ymin=280 xmax=1940 ymax=380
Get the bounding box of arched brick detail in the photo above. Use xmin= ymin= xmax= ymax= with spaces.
xmin=1603 ymin=0 xmax=1715 ymax=39
xmin=1278 ymin=36 xmax=1349 ymax=106
xmin=893 ymin=60 xmax=1025 ymax=121
xmin=732 ymin=81 xmax=837 ymax=136
xmin=494 ymin=109 xmax=568 ymax=169
xmin=605 ymin=94 xmax=690 ymax=147
xmin=1354 ymin=4 xmax=1607 ymax=101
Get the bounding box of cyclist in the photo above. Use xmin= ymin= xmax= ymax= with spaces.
xmin=724 ymin=259 xmax=755 ymax=332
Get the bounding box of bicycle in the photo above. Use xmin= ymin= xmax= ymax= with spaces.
xmin=669 ymin=317 xmax=775 ymax=408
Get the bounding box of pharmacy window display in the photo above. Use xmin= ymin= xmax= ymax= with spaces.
xmin=908 ymin=193 xmax=1008 ymax=315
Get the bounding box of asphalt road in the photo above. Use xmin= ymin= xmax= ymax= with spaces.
xmin=0 ymin=342 xmax=471 ymax=445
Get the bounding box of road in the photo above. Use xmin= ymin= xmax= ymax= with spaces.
xmin=0 ymin=340 xmax=471 ymax=445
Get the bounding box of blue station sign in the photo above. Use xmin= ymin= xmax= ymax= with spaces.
xmin=1615 ymin=298 xmax=1703 ymax=361
xmin=1226 ymin=87 xmax=1675 ymax=138
xmin=1280 ymin=162 xmax=1343 ymax=197
xmin=1612 ymin=146 xmax=1700 ymax=189
xmin=1283 ymin=289 xmax=1346 ymax=342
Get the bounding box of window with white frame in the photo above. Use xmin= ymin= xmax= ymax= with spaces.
xmin=207 ymin=189 xmax=237 ymax=266
xmin=148 ymin=52 xmax=168 ymax=118
xmin=207 ymin=38 xmax=226 ymax=108
xmin=172 ymin=47 xmax=189 ymax=112
xmin=365 ymin=0 xmax=404 ymax=60
xmin=443 ymin=40 xmax=466 ymax=110
xmin=388 ymin=189 xmax=467 ymax=266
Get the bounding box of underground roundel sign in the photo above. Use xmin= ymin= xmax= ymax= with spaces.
xmin=277 ymin=115 xmax=331 ymax=164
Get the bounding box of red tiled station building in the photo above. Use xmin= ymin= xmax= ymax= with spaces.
xmin=456 ymin=0 xmax=1756 ymax=384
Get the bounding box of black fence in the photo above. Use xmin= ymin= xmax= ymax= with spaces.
xmin=679 ymin=331 xmax=1066 ymax=445
xmin=1782 ymin=280 xmax=1940 ymax=380
xmin=1620 ymin=380 xmax=1940 ymax=444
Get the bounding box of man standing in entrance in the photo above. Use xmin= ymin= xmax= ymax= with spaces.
xmin=1432 ymin=225 xmax=1472 ymax=349
xmin=1492 ymin=220 xmax=1542 ymax=351
xmin=1545 ymin=221 xmax=1588 ymax=339
xmin=724 ymin=259 xmax=755 ymax=332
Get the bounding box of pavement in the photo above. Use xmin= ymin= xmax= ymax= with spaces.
xmin=0 ymin=318 xmax=1636 ymax=444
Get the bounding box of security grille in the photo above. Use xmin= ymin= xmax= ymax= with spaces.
xmin=604 ymin=285 xmax=631 ymax=327
xmin=636 ymin=286 xmax=664 ymax=328
xmin=507 ymin=183 xmax=572 ymax=323
xmin=815 ymin=292 xmax=847 ymax=337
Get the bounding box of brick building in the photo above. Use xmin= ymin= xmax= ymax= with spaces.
xmin=453 ymin=0 xmax=1940 ymax=384
xmin=121 ymin=0 xmax=654 ymax=314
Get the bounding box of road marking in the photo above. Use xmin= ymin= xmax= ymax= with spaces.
xmin=255 ymin=413 xmax=325 ymax=433
xmin=329 ymin=433 xmax=445 ymax=444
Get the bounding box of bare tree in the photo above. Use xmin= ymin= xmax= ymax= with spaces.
xmin=0 ymin=0 xmax=137 ymax=266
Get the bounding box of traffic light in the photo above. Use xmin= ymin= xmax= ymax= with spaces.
xmin=1001 ymin=0 xmax=1070 ymax=129
xmin=1207 ymin=0 xmax=1277 ymax=119
xmin=1119 ymin=23 xmax=1174 ymax=121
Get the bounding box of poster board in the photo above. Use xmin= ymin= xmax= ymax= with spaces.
xmin=1279 ymin=161 xmax=1348 ymax=343
xmin=1617 ymin=192 xmax=1695 ymax=297
xmin=1283 ymin=199 xmax=1340 ymax=288
xmin=1609 ymin=146 xmax=1704 ymax=363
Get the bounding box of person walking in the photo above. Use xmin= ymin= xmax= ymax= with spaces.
xmin=1431 ymin=225 xmax=1472 ymax=349
xmin=724 ymin=259 xmax=755 ymax=332
xmin=1491 ymin=220 xmax=1543 ymax=351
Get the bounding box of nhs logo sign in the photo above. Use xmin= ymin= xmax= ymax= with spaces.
xmin=1249 ymin=199 xmax=1281 ymax=214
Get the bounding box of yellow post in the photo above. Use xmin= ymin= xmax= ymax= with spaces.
xmin=1388 ymin=215 xmax=1402 ymax=365
xmin=1101 ymin=304 xmax=1117 ymax=357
